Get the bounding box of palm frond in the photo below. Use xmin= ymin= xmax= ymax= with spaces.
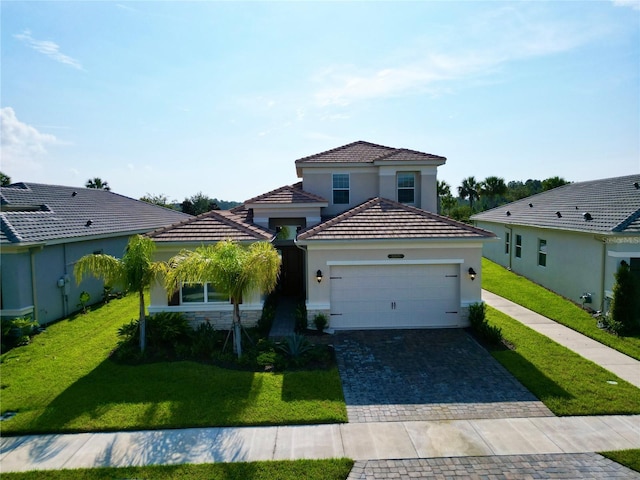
xmin=74 ymin=254 xmax=124 ymax=287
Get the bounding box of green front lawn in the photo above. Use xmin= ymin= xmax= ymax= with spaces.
xmin=486 ymin=306 xmax=640 ymax=415
xmin=0 ymin=294 xmax=347 ymax=435
xmin=482 ymin=258 xmax=640 ymax=360
xmin=1 ymin=459 xmax=354 ymax=480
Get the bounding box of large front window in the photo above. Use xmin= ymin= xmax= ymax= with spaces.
xmin=332 ymin=173 xmax=350 ymax=204
xmin=181 ymin=283 xmax=228 ymax=303
xmin=397 ymin=173 xmax=415 ymax=204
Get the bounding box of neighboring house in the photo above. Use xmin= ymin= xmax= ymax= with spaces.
xmin=0 ymin=183 xmax=190 ymax=324
xmin=472 ymin=175 xmax=640 ymax=313
xmin=148 ymin=141 xmax=496 ymax=331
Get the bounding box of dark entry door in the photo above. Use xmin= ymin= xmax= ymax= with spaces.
xmin=279 ymin=247 xmax=304 ymax=297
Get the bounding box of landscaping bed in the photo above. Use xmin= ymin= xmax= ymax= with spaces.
xmin=0 ymin=294 xmax=347 ymax=436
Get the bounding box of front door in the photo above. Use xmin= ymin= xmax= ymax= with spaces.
xmin=278 ymin=247 xmax=305 ymax=297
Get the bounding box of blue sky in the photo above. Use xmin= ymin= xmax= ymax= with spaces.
xmin=2 ymin=1 xmax=639 ymax=203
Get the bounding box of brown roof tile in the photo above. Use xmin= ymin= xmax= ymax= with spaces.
xmin=147 ymin=209 xmax=272 ymax=243
xmin=294 ymin=140 xmax=446 ymax=165
xmin=244 ymin=184 xmax=327 ymax=205
xmin=298 ymin=197 xmax=495 ymax=241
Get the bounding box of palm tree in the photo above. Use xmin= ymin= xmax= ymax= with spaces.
xmin=458 ymin=176 xmax=480 ymax=211
xmin=165 ymin=240 xmax=281 ymax=357
xmin=74 ymin=235 xmax=165 ymax=351
xmin=480 ymin=176 xmax=507 ymax=209
xmin=437 ymin=180 xmax=451 ymax=214
xmin=85 ymin=177 xmax=111 ymax=190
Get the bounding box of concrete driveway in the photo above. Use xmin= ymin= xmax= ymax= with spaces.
xmin=333 ymin=329 xmax=554 ymax=422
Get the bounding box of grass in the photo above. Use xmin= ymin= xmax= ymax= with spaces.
xmin=0 ymin=459 xmax=354 ymax=480
xmin=601 ymin=450 xmax=640 ymax=473
xmin=0 ymin=294 xmax=347 ymax=435
xmin=482 ymin=258 xmax=640 ymax=360
xmin=486 ymin=306 xmax=640 ymax=415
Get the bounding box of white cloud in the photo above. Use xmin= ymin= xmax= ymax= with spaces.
xmin=0 ymin=107 xmax=62 ymax=171
xmin=612 ymin=0 xmax=640 ymax=10
xmin=314 ymin=6 xmax=604 ymax=107
xmin=13 ymin=29 xmax=84 ymax=70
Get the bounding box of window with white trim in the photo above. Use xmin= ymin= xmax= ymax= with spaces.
xmin=505 ymin=232 xmax=510 ymax=255
xmin=515 ymin=234 xmax=522 ymax=258
xmin=332 ymin=173 xmax=350 ymax=204
xmin=181 ymin=283 xmax=228 ymax=303
xmin=397 ymin=173 xmax=415 ymax=204
xmin=538 ymin=239 xmax=547 ymax=267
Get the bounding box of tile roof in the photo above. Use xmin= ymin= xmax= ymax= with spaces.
xmin=471 ymin=175 xmax=640 ymax=234
xmin=297 ymin=197 xmax=495 ymax=241
xmin=0 ymin=182 xmax=190 ymax=245
xmin=243 ymin=184 xmax=327 ymax=205
xmin=147 ymin=209 xmax=273 ymax=243
xmin=294 ymin=140 xmax=446 ymax=166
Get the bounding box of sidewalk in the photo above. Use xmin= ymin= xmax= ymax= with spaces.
xmin=482 ymin=290 xmax=640 ymax=388
xmin=2 ymin=415 xmax=639 ymax=472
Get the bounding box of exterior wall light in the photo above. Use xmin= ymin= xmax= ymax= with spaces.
xmin=316 ymin=270 xmax=323 ymax=283
xmin=468 ymin=267 xmax=477 ymax=281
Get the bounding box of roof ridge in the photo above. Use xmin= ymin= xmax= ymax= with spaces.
xmin=613 ymin=207 xmax=640 ymax=233
xmin=0 ymin=216 xmax=24 ymax=243
xmin=243 ymin=184 xmax=327 ymax=204
xmin=294 ymin=140 xmax=395 ymax=163
xmin=298 ymin=197 xmax=380 ymax=239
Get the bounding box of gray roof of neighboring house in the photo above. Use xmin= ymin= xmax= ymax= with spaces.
xmin=147 ymin=209 xmax=273 ymax=243
xmin=243 ymin=184 xmax=328 ymax=205
xmin=0 ymin=182 xmax=190 ymax=245
xmin=298 ymin=197 xmax=495 ymax=241
xmin=471 ymin=174 xmax=640 ymax=234
xmin=294 ymin=141 xmax=446 ymax=173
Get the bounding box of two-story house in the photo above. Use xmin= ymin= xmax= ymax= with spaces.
xmin=148 ymin=141 xmax=495 ymax=331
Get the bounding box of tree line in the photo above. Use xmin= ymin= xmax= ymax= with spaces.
xmin=438 ymin=176 xmax=570 ymax=222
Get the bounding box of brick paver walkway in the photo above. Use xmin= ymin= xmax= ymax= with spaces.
xmin=347 ymin=453 xmax=640 ymax=479
xmin=334 ymin=329 xmax=553 ymax=422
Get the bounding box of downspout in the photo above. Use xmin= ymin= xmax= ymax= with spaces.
xmin=599 ymin=236 xmax=607 ymax=313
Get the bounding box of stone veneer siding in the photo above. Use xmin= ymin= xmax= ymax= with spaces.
xmin=183 ymin=309 xmax=262 ymax=330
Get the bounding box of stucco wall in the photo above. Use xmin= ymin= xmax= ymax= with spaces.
xmin=476 ymin=221 xmax=640 ymax=311
xmin=1 ymin=236 xmax=130 ymax=324
xmin=301 ymin=168 xmax=378 ymax=216
xmin=302 ymin=240 xmax=484 ymax=329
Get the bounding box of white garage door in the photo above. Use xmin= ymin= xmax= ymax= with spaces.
xmin=329 ymin=264 xmax=460 ymax=330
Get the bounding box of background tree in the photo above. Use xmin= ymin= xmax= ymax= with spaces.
xmin=165 ymin=240 xmax=281 ymax=357
xmin=139 ymin=193 xmax=176 ymax=209
xmin=480 ymin=176 xmax=507 ymax=209
xmin=458 ymin=176 xmax=480 ymax=211
xmin=74 ymin=235 xmax=165 ymax=352
xmin=437 ymin=180 xmax=451 ymax=215
xmin=1 ymin=172 xmax=11 ymax=186
xmin=181 ymin=192 xmax=218 ymax=215
xmin=542 ymin=176 xmax=570 ymax=191
xmin=85 ymin=177 xmax=111 ymax=190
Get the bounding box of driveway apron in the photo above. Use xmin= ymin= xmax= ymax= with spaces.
xmin=333 ymin=329 xmax=553 ymax=423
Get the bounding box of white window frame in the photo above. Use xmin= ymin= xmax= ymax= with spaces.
xmin=180 ymin=282 xmax=228 ymax=304
xmin=332 ymin=173 xmax=350 ymax=205
xmin=538 ymin=239 xmax=547 ymax=267
xmin=515 ymin=234 xmax=522 ymax=258
xmin=397 ymin=172 xmax=415 ymax=204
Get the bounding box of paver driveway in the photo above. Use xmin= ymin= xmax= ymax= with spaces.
xmin=333 ymin=329 xmax=553 ymax=422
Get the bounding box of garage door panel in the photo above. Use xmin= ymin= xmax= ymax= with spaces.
xmin=330 ymin=264 xmax=460 ymax=330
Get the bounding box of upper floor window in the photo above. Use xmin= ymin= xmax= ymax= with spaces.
xmin=505 ymin=232 xmax=510 ymax=255
xmin=332 ymin=174 xmax=350 ymax=204
xmin=181 ymin=283 xmax=228 ymax=304
xmin=397 ymin=173 xmax=415 ymax=204
xmin=515 ymin=234 xmax=522 ymax=258
xmin=538 ymin=239 xmax=547 ymax=267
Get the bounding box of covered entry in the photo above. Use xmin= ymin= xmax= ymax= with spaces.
xmin=329 ymin=263 xmax=460 ymax=330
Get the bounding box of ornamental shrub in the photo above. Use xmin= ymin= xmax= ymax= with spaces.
xmin=610 ymin=261 xmax=640 ymax=334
